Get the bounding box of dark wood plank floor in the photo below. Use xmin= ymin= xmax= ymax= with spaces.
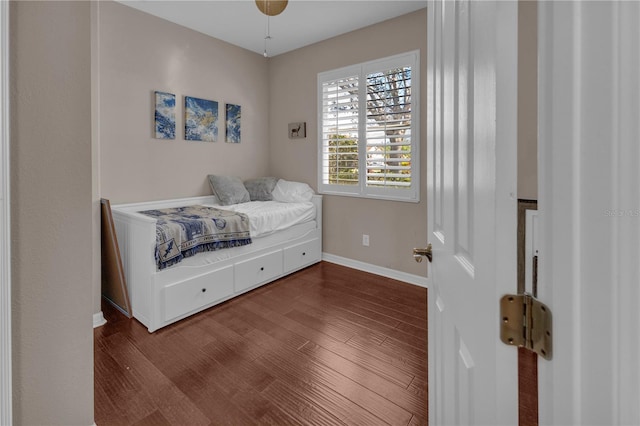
xmin=95 ymin=261 xmax=428 ymax=425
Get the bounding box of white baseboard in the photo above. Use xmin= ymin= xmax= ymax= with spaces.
xmin=321 ymin=253 xmax=429 ymax=288
xmin=93 ymin=312 xmax=106 ymax=328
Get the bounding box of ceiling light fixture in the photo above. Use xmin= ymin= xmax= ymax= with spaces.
xmin=255 ymin=0 xmax=288 ymax=17
xmin=256 ymin=0 xmax=288 ymax=58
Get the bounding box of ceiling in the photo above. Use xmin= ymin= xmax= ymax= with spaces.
xmin=117 ymin=0 xmax=427 ymax=57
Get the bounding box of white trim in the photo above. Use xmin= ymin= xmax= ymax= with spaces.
xmin=493 ymin=3 xmax=520 ymax=422
xmin=538 ymin=2 xmax=640 ymax=425
xmin=538 ymin=2 xmax=640 ymax=424
xmin=92 ymin=312 xmax=106 ymax=329
xmin=0 ymin=0 xmax=11 ymax=424
xmin=321 ymin=252 xmax=429 ymax=288
xmin=91 ymin=0 xmax=103 ymax=335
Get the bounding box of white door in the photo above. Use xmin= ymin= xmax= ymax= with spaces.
xmin=537 ymin=1 xmax=640 ymax=424
xmin=426 ymin=1 xmax=518 ymax=424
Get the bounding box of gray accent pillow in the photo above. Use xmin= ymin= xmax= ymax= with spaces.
xmin=207 ymin=175 xmax=250 ymax=205
xmin=244 ymin=177 xmax=278 ymax=201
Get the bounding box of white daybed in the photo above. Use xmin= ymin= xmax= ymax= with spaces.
xmin=111 ymin=194 xmax=322 ymax=332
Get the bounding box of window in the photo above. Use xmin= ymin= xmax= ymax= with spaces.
xmin=317 ymin=51 xmax=420 ymax=203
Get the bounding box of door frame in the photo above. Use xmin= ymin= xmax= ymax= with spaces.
xmin=537 ymin=1 xmax=640 ymax=424
xmin=0 ymin=0 xmax=12 ymax=424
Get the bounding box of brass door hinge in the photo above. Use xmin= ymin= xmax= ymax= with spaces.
xmin=500 ymin=294 xmax=552 ymax=360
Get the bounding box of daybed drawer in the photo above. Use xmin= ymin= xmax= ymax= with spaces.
xmin=234 ymin=250 xmax=283 ymax=292
xmin=163 ymin=265 xmax=234 ymax=321
xmin=284 ymin=238 xmax=321 ymax=272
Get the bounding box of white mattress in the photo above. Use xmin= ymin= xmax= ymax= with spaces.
xmin=202 ymin=200 xmax=316 ymax=238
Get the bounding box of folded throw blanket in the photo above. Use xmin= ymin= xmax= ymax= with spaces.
xmin=139 ymin=205 xmax=252 ymax=270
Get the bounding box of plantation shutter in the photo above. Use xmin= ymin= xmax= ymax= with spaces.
xmin=320 ymin=75 xmax=359 ymax=186
xmin=365 ymin=67 xmax=412 ymax=188
xmin=317 ymin=51 xmax=419 ymax=202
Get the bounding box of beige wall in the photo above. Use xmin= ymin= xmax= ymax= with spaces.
xmin=518 ymin=0 xmax=538 ymax=200
xmin=10 ymin=1 xmax=95 ymax=424
xmin=268 ymin=9 xmax=428 ymax=276
xmin=98 ymin=1 xmax=270 ymax=204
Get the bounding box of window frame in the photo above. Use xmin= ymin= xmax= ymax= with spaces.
xmin=317 ymin=50 xmax=420 ymax=203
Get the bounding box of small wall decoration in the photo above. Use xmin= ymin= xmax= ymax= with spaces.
xmin=154 ymin=91 xmax=176 ymax=139
xmin=225 ymin=103 xmax=241 ymax=143
xmin=185 ymin=96 xmax=218 ymax=142
xmin=288 ymin=122 xmax=306 ymax=139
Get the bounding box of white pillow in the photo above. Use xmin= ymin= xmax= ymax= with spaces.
xmin=271 ymin=179 xmax=314 ymax=203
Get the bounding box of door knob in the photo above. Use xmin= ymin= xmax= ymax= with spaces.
xmin=413 ymin=243 xmax=432 ymax=263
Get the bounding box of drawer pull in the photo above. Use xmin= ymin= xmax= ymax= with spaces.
xmin=302 ymin=252 xmax=306 ymax=256
xmin=201 ymin=288 xmax=206 ymax=293
xmin=260 ymin=267 xmax=264 ymax=271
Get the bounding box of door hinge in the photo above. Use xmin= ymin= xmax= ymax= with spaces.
xmin=500 ymin=294 xmax=552 ymax=360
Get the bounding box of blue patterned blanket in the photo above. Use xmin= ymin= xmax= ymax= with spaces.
xmin=139 ymin=205 xmax=252 ymax=270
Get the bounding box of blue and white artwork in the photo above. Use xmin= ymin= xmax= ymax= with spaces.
xmin=185 ymin=96 xmax=218 ymax=142
xmin=225 ymin=103 xmax=241 ymax=144
xmin=154 ymin=91 xmax=176 ymax=139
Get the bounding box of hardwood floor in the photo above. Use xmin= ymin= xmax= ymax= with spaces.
xmin=95 ymin=261 xmax=428 ymax=425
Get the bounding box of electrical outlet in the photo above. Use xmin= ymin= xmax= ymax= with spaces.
xmin=362 ymin=234 xmax=370 ymax=247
